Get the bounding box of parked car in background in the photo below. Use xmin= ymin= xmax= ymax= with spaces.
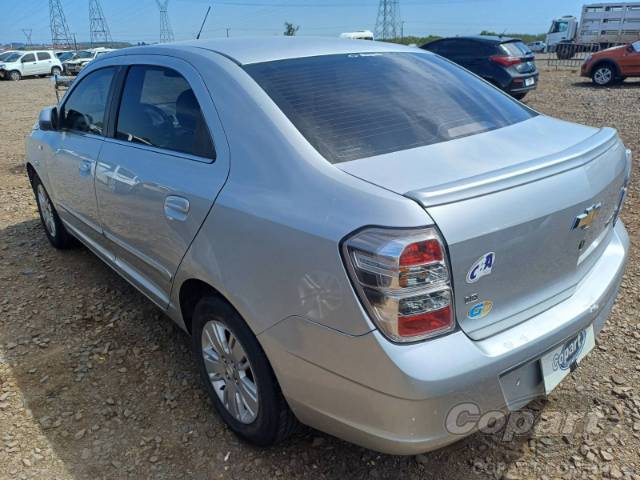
xmin=63 ymin=47 xmax=114 ymax=75
xmin=0 ymin=50 xmax=19 ymax=62
xmin=0 ymin=50 xmax=62 ymax=81
xmin=339 ymin=30 xmax=374 ymax=40
xmin=26 ymin=38 xmax=630 ymax=455
xmin=56 ymin=51 xmax=76 ymax=63
xmin=581 ymin=40 xmax=640 ymax=85
xmin=421 ymin=36 xmax=539 ymax=99
xmin=528 ymin=40 xmax=547 ymax=52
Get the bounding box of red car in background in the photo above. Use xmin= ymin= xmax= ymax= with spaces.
xmin=582 ymin=40 xmax=640 ymax=86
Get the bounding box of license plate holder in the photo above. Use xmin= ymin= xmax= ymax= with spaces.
xmin=540 ymin=326 xmax=595 ymax=395
xmin=525 ymin=77 xmax=535 ymax=87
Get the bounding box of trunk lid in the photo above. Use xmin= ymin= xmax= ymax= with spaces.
xmin=338 ymin=116 xmax=630 ymax=339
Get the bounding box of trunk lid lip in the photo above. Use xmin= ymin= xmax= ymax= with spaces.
xmin=405 ymin=126 xmax=620 ymax=208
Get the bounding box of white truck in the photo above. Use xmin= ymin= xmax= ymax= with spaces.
xmin=547 ymin=2 xmax=640 ymax=58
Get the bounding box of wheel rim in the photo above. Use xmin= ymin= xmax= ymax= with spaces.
xmin=52 ymin=68 xmax=60 ymax=76
xmin=594 ymin=67 xmax=612 ymax=85
xmin=201 ymin=320 xmax=259 ymax=424
xmin=37 ymin=184 xmax=56 ymax=237
xmin=11 ymin=72 xmax=19 ymax=81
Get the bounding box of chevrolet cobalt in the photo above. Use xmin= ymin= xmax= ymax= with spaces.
xmin=26 ymin=38 xmax=630 ymax=454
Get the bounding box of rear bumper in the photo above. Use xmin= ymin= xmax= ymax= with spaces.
xmin=507 ymin=72 xmax=539 ymax=93
xmin=260 ymin=221 xmax=628 ymax=455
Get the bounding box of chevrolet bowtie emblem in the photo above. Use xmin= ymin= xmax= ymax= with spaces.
xmin=573 ymin=203 xmax=601 ymax=230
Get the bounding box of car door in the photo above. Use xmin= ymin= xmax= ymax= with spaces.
xmin=36 ymin=52 xmax=53 ymax=74
xmin=619 ymin=41 xmax=640 ymax=75
xmin=20 ymin=52 xmax=37 ymax=76
xmin=95 ymin=58 xmax=229 ymax=307
xmin=47 ymin=67 xmax=118 ymax=246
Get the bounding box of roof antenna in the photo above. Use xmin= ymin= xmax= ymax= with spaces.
xmin=196 ymin=5 xmax=212 ymax=40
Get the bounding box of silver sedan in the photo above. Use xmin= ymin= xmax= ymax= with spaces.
xmin=25 ymin=37 xmax=630 ymax=454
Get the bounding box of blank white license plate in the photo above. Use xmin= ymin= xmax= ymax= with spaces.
xmin=540 ymin=326 xmax=595 ymax=395
xmin=525 ymin=77 xmax=535 ymax=87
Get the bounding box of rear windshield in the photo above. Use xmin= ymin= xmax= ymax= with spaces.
xmin=500 ymin=41 xmax=532 ymax=57
xmin=245 ymin=52 xmax=536 ymax=163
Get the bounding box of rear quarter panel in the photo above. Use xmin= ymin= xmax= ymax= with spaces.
xmin=170 ymin=52 xmax=434 ymax=336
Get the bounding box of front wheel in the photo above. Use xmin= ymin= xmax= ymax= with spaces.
xmin=8 ymin=70 xmax=21 ymax=81
xmin=192 ymin=296 xmax=296 ymax=446
xmin=512 ymin=92 xmax=527 ymax=100
xmin=33 ymin=176 xmax=75 ymax=249
xmin=592 ymin=64 xmax=615 ymax=86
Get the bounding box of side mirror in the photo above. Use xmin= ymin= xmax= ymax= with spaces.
xmin=39 ymin=107 xmax=59 ymax=131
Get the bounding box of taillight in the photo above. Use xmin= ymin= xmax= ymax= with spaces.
xmin=490 ymin=55 xmax=522 ymax=67
xmin=341 ymin=228 xmax=455 ymax=343
xmin=614 ymin=149 xmax=632 ymax=226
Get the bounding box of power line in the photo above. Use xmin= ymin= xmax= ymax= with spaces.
xmin=156 ymin=0 xmax=175 ymax=43
xmin=89 ymin=0 xmax=113 ymax=46
xmin=49 ymin=0 xmax=74 ymax=48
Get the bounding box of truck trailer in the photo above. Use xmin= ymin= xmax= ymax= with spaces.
xmin=547 ymin=2 xmax=640 ymax=58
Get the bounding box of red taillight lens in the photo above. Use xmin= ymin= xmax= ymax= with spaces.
xmin=342 ymin=228 xmax=455 ymax=343
xmin=399 ymin=239 xmax=442 ymax=266
xmin=398 ymin=305 xmax=452 ymax=337
xmin=490 ymin=55 xmax=521 ymax=67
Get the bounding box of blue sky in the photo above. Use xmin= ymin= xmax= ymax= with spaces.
xmin=2 ymin=0 xmax=588 ymax=44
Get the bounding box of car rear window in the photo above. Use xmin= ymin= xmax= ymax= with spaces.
xmin=245 ymin=52 xmax=536 ymax=164
xmin=500 ymin=41 xmax=532 ymax=57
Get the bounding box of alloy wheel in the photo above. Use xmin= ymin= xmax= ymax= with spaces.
xmin=594 ymin=67 xmax=612 ymax=85
xmin=201 ymin=320 xmax=259 ymax=424
xmin=37 ymin=184 xmax=57 ymax=237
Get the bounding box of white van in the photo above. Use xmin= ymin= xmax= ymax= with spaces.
xmin=0 ymin=50 xmax=63 ymax=81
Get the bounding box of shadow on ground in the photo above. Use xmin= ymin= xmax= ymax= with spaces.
xmin=0 ymin=218 xmax=587 ymax=479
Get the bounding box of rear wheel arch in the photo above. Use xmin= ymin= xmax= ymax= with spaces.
xmin=179 ymin=279 xmax=241 ymax=335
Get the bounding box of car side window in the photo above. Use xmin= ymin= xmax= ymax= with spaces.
xmin=22 ymin=53 xmax=35 ymax=62
xmin=37 ymin=52 xmax=51 ymax=61
xmin=60 ymin=67 xmax=116 ymax=135
xmin=115 ymin=65 xmax=215 ymax=159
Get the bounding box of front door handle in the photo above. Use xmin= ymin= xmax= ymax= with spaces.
xmin=164 ymin=195 xmax=190 ymax=221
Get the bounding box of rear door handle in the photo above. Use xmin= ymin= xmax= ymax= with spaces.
xmin=164 ymin=195 xmax=190 ymax=221
xmin=79 ymin=159 xmax=93 ymax=176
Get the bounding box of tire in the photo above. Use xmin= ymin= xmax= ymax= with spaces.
xmin=192 ymin=296 xmax=296 ymax=446
xmin=512 ymin=92 xmax=527 ymax=100
xmin=591 ymin=63 xmax=616 ymax=86
xmin=8 ymin=70 xmax=21 ymax=81
xmin=51 ymin=66 xmax=61 ymax=76
xmin=32 ymin=175 xmax=75 ymax=249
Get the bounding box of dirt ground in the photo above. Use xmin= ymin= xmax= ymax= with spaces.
xmin=0 ymin=69 xmax=639 ymax=480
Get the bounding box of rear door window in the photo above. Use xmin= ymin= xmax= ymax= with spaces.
xmin=245 ymin=52 xmax=536 ymax=164
xmin=37 ymin=52 xmax=51 ymax=61
xmin=115 ymin=65 xmax=215 ymax=159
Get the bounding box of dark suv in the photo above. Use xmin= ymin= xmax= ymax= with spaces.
xmin=421 ymin=36 xmax=538 ymax=99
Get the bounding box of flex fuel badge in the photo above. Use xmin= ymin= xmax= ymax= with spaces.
xmin=467 ymin=300 xmax=493 ymax=320
xmin=466 ymin=252 xmax=495 ymax=283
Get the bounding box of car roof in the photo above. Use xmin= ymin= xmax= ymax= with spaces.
xmin=131 ymin=37 xmax=422 ymax=65
xmin=434 ymin=35 xmax=519 ymax=44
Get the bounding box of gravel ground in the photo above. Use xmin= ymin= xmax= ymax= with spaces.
xmin=0 ymin=70 xmax=639 ymax=480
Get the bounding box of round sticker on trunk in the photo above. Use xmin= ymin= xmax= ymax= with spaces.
xmin=467 ymin=300 xmax=493 ymax=320
xmin=466 ymin=252 xmax=495 ymax=283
